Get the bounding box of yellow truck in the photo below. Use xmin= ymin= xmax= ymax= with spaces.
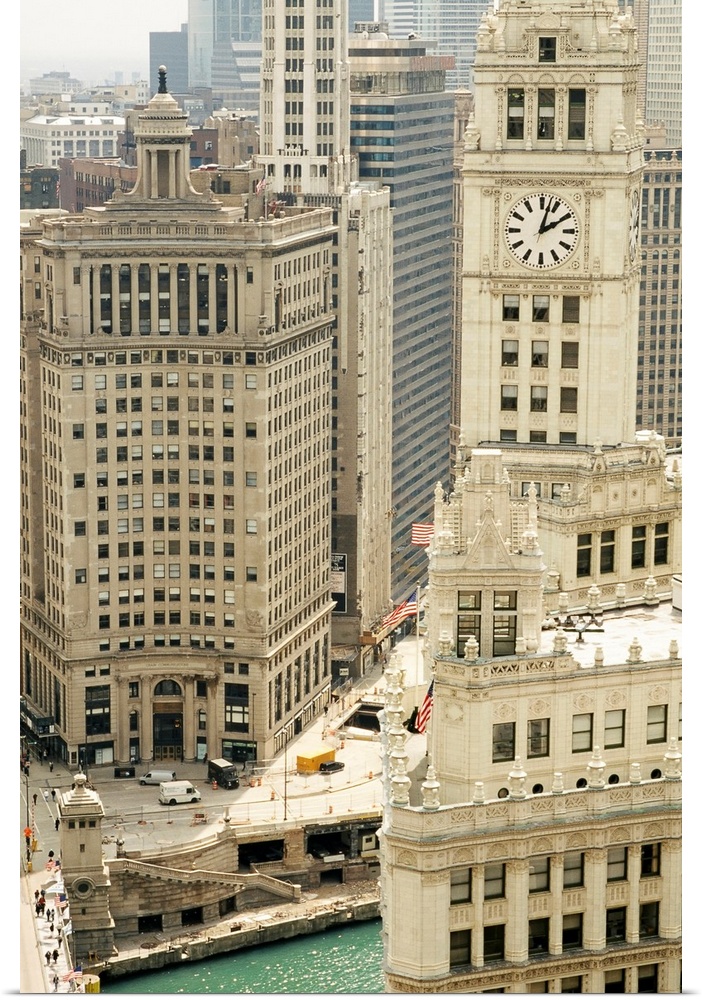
xmin=296 ymin=747 xmax=336 ymax=773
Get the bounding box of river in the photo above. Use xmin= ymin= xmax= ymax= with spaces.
xmin=101 ymin=920 xmax=384 ymax=994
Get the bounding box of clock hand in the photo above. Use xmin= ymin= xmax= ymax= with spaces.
xmin=537 ymin=200 xmax=553 ymax=235
xmin=540 ymin=212 xmax=571 ymax=234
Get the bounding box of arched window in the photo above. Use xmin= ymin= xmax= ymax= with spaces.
xmin=154 ymin=679 xmax=182 ymax=697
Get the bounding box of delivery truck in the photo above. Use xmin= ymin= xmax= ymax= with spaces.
xmin=158 ymin=780 xmax=202 ymax=805
xmin=296 ymin=747 xmax=336 ymax=773
xmin=207 ymin=757 xmax=239 ymax=789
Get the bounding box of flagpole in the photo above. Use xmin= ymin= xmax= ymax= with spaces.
xmin=414 ymin=581 xmax=421 ymax=710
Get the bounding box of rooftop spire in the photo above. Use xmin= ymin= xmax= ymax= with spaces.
xmin=158 ymin=65 xmax=168 ymax=95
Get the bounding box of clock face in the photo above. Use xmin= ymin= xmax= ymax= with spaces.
xmin=629 ymin=189 xmax=640 ymax=261
xmin=505 ymin=193 xmax=579 ymax=269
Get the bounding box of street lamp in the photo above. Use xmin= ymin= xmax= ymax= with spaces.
xmin=547 ymin=591 xmax=605 ymax=643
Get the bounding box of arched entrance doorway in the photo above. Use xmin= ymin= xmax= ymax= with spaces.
xmin=152 ymin=679 xmax=183 ymax=762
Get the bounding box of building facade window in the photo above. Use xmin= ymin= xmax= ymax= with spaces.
xmin=529 ymin=856 xmax=549 ymax=893
xmin=450 ymin=868 xmax=471 ymax=904
xmin=484 ymin=864 xmax=506 ymax=899
xmin=576 ymin=533 xmax=592 ymax=577
xmin=606 ymin=906 xmax=627 ymax=943
xmin=528 ymin=918 xmax=549 ymax=955
xmin=507 ymin=89 xmax=525 ymax=138
xmin=607 ymin=846 xmax=627 ymax=882
xmin=563 ymin=852 xmax=584 ymax=887
xmin=647 ymin=705 xmax=667 ymax=744
xmin=492 ymin=723 xmax=515 ymax=763
xmin=604 ymin=709 xmax=625 ymax=749
xmin=641 ymin=842 xmax=661 ymax=877
xmin=572 ymin=713 xmax=593 ymax=752
xmin=483 ymin=924 xmax=505 ymax=962
xmin=631 ymin=524 xmax=647 ymax=568
xmin=527 ymin=717 xmax=550 ymax=758
xmin=562 ymin=912 xmax=583 ymax=949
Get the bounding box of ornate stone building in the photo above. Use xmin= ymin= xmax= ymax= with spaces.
xmin=380 ymin=449 xmax=682 ymax=992
xmin=20 ymin=71 xmax=337 ymax=768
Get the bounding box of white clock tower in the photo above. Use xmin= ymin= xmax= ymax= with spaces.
xmin=461 ymin=0 xmax=643 ymax=452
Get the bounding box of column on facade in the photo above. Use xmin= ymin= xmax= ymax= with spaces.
xmin=206 ymin=677 xmax=219 ymax=759
xmin=626 ymin=844 xmax=641 ymax=944
xmin=660 ymin=839 xmax=682 ymax=938
xmin=549 ymin=855 xmax=564 ymax=955
xmin=583 ymin=848 xmax=607 ymax=950
xmin=182 ymin=675 xmax=196 ymax=762
xmin=140 ymin=678 xmax=153 ymax=761
xmin=505 ymin=859 xmax=529 ymax=962
xmin=169 ymin=264 xmax=177 ymax=333
xmin=470 ymin=865 xmax=485 ymax=967
xmin=114 ymin=675 xmax=129 ymax=763
xmin=149 ymin=150 xmax=159 ymax=200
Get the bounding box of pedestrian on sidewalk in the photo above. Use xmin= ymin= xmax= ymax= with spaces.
xmin=34 ymin=889 xmax=40 ymax=902
xmin=45 ymin=951 xmax=51 ymax=966
xmin=51 ymin=788 xmax=56 ymax=800
xmin=55 ymin=818 xmax=60 ymax=831
xmin=53 ymin=973 xmax=59 ymax=992
xmin=52 ymin=948 xmax=59 ymax=964
xmin=35 ymin=902 xmax=41 ymax=917
xmin=49 ymin=761 xmax=54 ymax=773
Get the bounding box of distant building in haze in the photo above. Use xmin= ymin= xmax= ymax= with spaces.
xmin=150 ymin=25 xmax=190 ymax=96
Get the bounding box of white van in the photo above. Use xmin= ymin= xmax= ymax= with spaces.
xmin=139 ymin=769 xmax=177 ymax=785
xmin=159 ymin=780 xmax=202 ymax=805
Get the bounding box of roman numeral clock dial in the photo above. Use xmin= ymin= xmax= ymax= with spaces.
xmin=505 ymin=193 xmax=580 ymax=269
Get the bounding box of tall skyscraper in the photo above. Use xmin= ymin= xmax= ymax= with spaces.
xmin=630 ymin=0 xmax=682 ymax=147
xmin=188 ymin=0 xmax=262 ymax=93
xmin=257 ymin=0 xmax=394 ymax=679
xmin=416 ymin=0 xmax=489 ymax=91
xmin=20 ymin=70 xmax=337 ymax=768
xmin=150 ymin=27 xmax=190 ymax=97
xmin=636 ymin=148 xmax=682 ymax=447
xmin=349 ymin=26 xmax=455 ymax=600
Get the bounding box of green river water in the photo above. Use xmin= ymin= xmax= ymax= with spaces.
xmin=101 ymin=919 xmax=384 ymax=994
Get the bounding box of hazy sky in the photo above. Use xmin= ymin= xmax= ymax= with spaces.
xmin=20 ymin=0 xmax=189 ymax=85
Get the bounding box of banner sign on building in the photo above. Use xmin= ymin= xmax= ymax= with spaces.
xmin=331 ymin=553 xmax=347 ymax=613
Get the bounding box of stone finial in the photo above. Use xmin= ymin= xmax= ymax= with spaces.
xmin=627 ymin=636 xmax=642 ymax=663
xmin=421 ymin=764 xmax=441 ymax=810
xmin=158 ymin=65 xmax=168 ymax=94
xmin=629 ymin=762 xmax=642 ymax=784
xmin=508 ymin=756 xmax=527 ymax=799
xmin=593 ymin=646 xmax=604 ymax=667
xmin=553 ymin=628 xmax=568 ymax=653
xmin=515 ymin=636 xmax=527 ymax=655
xmin=558 ymin=592 xmax=569 ymax=613
xmin=615 ymin=583 xmax=627 ymax=607
xmin=545 ymin=566 xmax=560 ymax=593
xmin=464 ymin=635 xmax=479 ymax=662
xmin=669 ymin=639 xmax=679 ymax=659
xmin=464 ymin=112 xmax=481 ymax=151
xmin=560 ymin=482 xmax=571 ymax=502
xmin=551 ymin=771 xmax=564 ymax=794
xmin=663 ymin=738 xmax=682 ymax=779
xmin=438 ymin=630 xmax=453 ymax=657
xmin=643 ymin=576 xmax=659 ymax=605
xmin=587 ymin=584 xmax=602 ymax=612
xmin=472 ymin=781 xmax=485 ymax=804
xmin=587 ymin=746 xmax=606 ymax=788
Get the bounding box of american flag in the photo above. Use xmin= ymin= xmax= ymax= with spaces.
xmin=411 ymin=522 xmax=434 ymax=546
xmin=255 ymin=171 xmax=266 ymax=194
xmin=381 ymin=591 xmax=418 ymax=631
xmin=415 ymin=680 xmax=434 ymax=734
xmin=62 ymin=967 xmax=82 ymax=982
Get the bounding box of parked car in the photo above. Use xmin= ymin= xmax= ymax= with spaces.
xmin=319 ymin=760 xmax=345 ymax=773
